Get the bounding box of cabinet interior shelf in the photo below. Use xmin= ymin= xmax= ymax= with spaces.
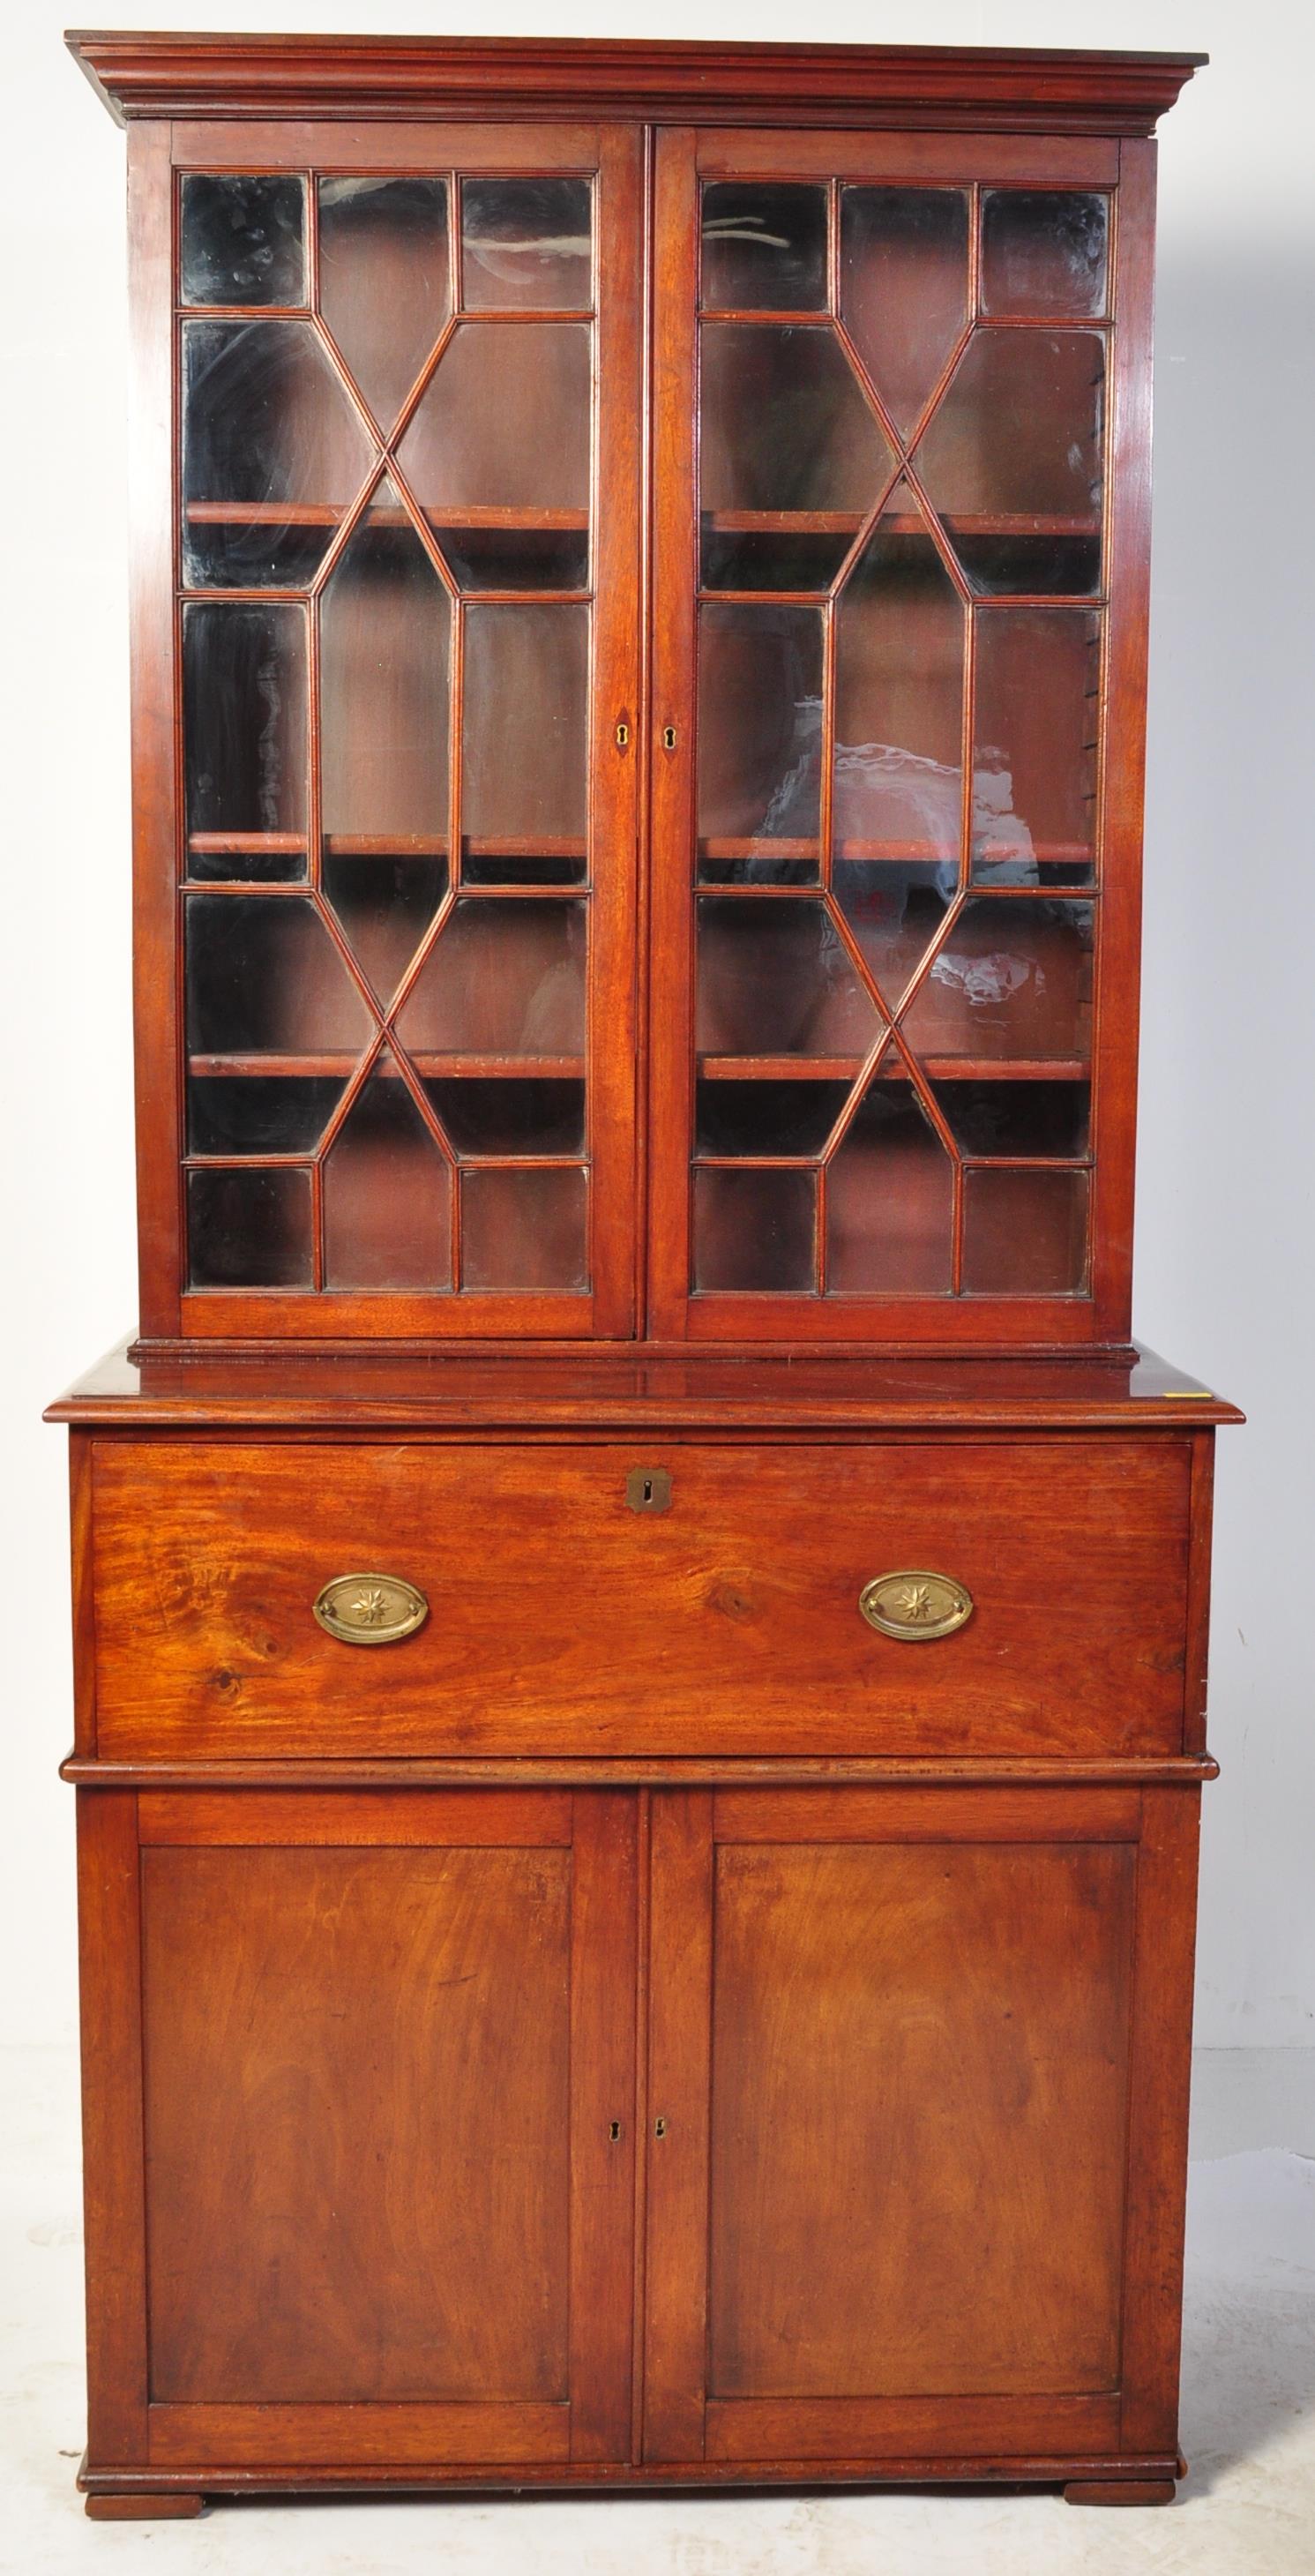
xmin=188 ymin=1053 xmax=587 ymax=1080
xmin=702 ymin=509 xmax=1100 ymax=537
xmin=184 ymin=502 xmax=590 ymax=531
xmin=699 ymin=1056 xmax=1089 ymax=1082
xmin=186 ymin=835 xmax=588 ymax=863
xmin=699 ymin=839 xmax=1093 ymax=866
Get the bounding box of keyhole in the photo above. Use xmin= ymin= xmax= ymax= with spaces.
xmin=609 ymin=2120 xmax=622 ymax=2143
xmin=654 ymin=2116 xmax=668 ymax=2139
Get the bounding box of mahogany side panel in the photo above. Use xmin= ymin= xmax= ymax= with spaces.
xmin=77 ymin=1790 xmax=149 ymax=2465
xmin=1118 ymin=1785 xmax=1202 ymax=2456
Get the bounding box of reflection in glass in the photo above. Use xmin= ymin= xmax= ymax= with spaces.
xmin=840 ymin=189 xmax=969 ymax=438
xmin=187 ymin=1075 xmax=342 ymax=1156
xmin=427 ymin=1078 xmax=585 ymax=1157
xmin=323 ymin=857 xmax=448 ymax=1009
xmin=915 ymin=329 xmax=1105 ymax=595
xmin=323 ymin=1058 xmax=452 ymax=1289
xmin=182 ymin=319 xmax=376 ymax=588
xmin=901 ymin=897 xmax=1095 ymax=1063
xmin=461 ymin=178 xmax=593 ymax=311
xmin=318 ymin=177 xmax=450 ymax=429
xmin=696 ymin=899 xmax=880 ymax=1058
xmin=319 ymin=485 xmax=451 ymax=844
xmin=185 ymin=896 xmax=372 ymax=1056
xmin=693 ymin=1167 xmax=815 ymax=1292
xmin=695 ymin=1079 xmax=848 ymax=1159
xmin=982 ymin=193 xmax=1109 ymax=318
xmin=826 ymin=1079 xmax=953 ymax=1293
xmin=930 ymin=1078 xmax=1090 ymax=1157
xmin=698 ymin=604 xmax=823 ymax=861
xmin=399 ymin=323 xmax=590 ymax=519
xmin=832 ymin=863 xmax=953 ymax=1011
xmin=397 ymin=900 xmax=586 ymax=1056
xmin=701 ymin=183 xmax=828 ymax=312
xmin=972 ymin=610 xmax=1100 ymax=884
xmin=700 ymin=325 xmax=891 ymax=515
xmin=183 ymin=603 xmax=306 ymax=864
xmin=833 ymin=519 xmax=964 ymax=865
xmin=462 ymin=1166 xmax=589 ymax=1290
xmin=438 ymin=526 xmax=589 ymax=592
xmin=187 ymin=1165 xmax=312 ymax=1288
xmin=461 ymin=605 xmax=588 ymax=843
xmin=961 ymin=1166 xmax=1088 ymax=1293
xmin=181 ymin=175 xmax=304 ymax=308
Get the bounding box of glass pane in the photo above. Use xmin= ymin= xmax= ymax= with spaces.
xmin=698 ymin=604 xmax=823 ymax=872
xmin=833 ymin=510 xmax=964 ymax=870
xmin=962 ymin=1167 xmax=1089 ymax=1293
xmin=400 ymin=322 xmax=588 ymax=512
xmin=700 ymin=323 xmax=892 ymax=517
xmin=463 ymin=850 xmax=586 ymax=887
xmin=696 ymin=899 xmax=880 ymax=1059
xmin=187 ymin=1075 xmax=342 ymax=1156
xmin=462 ymin=1167 xmax=588 ymax=1290
xmin=318 ymin=177 xmax=451 ymax=430
xmin=840 ymin=189 xmax=969 ymax=438
xmin=461 ymin=605 xmax=588 ymax=845
xmin=461 ymin=178 xmax=593 ymax=311
xmin=319 ymin=481 xmax=451 ymax=845
xmin=181 ymin=175 xmax=304 ymax=308
xmin=982 ymin=193 xmax=1109 ymax=319
xmin=901 ymin=897 xmax=1095 ymax=1065
xmin=183 ymin=603 xmax=306 ymax=869
xmin=323 ymin=1058 xmax=452 ymax=1290
xmin=826 ymin=1078 xmax=953 ymax=1293
xmin=972 ymin=610 xmax=1100 ymax=884
xmin=930 ymin=1078 xmax=1090 ymax=1157
xmin=397 ymin=899 xmax=586 ymax=1056
xmin=915 ymin=330 xmax=1105 ymax=595
xmin=695 ymin=1078 xmax=848 ymax=1158
xmin=185 ymin=895 xmax=373 ymax=1056
xmin=693 ymin=1168 xmax=816 ymax=1292
xmin=427 ymin=1078 xmax=585 ymax=1157
xmin=323 ymin=857 xmax=448 ymax=1010
xmin=187 ymin=1165 xmax=312 ymax=1288
xmin=182 ymin=319 xmax=376 ymax=588
xmin=832 ymin=863 xmax=953 ymax=1015
xmin=701 ymin=183 xmax=827 ymax=312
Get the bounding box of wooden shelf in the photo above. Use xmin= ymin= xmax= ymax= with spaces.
xmin=699 ymin=840 xmax=1094 ymax=866
xmin=187 ymin=835 xmax=588 ymax=864
xmin=702 ymin=510 xmax=1100 ymax=538
xmin=184 ymin=502 xmax=590 ymax=531
xmin=699 ymin=1056 xmax=1089 ymax=1082
xmin=189 ymin=1053 xmax=586 ymax=1081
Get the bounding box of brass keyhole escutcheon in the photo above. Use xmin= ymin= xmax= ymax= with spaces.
xmin=615 ymin=718 xmax=630 ymax=750
xmin=626 ymin=1466 xmax=672 ymax=1513
xmin=661 ymin=724 xmax=677 ymax=752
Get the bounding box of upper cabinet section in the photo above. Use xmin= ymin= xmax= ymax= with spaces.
xmin=69 ymin=37 xmax=1202 ymax=1351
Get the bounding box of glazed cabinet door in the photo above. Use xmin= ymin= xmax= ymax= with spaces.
xmin=79 ymin=1788 xmax=636 ymax=2477
xmin=648 ymin=128 xmax=1149 ymax=1345
xmin=642 ymin=1786 xmax=1199 ymax=2475
xmin=139 ymin=121 xmax=642 ymax=1341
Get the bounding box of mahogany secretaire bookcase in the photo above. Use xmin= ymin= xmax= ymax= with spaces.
xmin=52 ymin=30 xmax=1240 ymax=2521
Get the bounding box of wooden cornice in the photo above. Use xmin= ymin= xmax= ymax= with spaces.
xmin=66 ymin=32 xmax=1206 ymax=135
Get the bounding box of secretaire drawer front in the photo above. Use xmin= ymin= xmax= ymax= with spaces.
xmin=90 ymin=1438 xmax=1191 ymax=1758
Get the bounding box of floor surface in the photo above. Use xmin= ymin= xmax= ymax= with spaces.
xmin=4 ymin=2046 xmax=1313 ymax=2574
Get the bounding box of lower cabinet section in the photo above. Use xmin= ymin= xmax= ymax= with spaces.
xmin=78 ymin=1778 xmax=1200 ymax=2496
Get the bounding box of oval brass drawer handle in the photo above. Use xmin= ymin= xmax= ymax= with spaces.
xmin=859 ymin=1571 xmax=973 ymax=1642
xmin=313 ymin=1573 xmax=429 ymax=1646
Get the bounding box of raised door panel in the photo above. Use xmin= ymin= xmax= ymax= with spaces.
xmin=648 ymin=128 xmax=1149 ymax=1346
xmin=82 ymin=1788 xmax=636 ymax=2475
xmin=140 ymin=120 xmax=642 ymax=1341
xmin=643 ymin=1786 xmax=1199 ymax=2471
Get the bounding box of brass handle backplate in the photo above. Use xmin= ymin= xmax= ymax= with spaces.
xmin=313 ymin=1573 xmax=429 ymax=1645
xmin=858 ymin=1571 xmax=973 ymax=1642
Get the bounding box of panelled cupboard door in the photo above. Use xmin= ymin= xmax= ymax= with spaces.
xmin=648 ymin=127 xmax=1150 ymax=1347
xmin=78 ymin=1789 xmax=636 ymax=2475
xmin=643 ymin=1786 xmax=1199 ymax=2468
xmin=141 ymin=121 xmax=642 ymax=1342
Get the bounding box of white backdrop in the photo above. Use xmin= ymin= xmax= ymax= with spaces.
xmin=4 ymin=0 xmax=1311 ymax=2051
